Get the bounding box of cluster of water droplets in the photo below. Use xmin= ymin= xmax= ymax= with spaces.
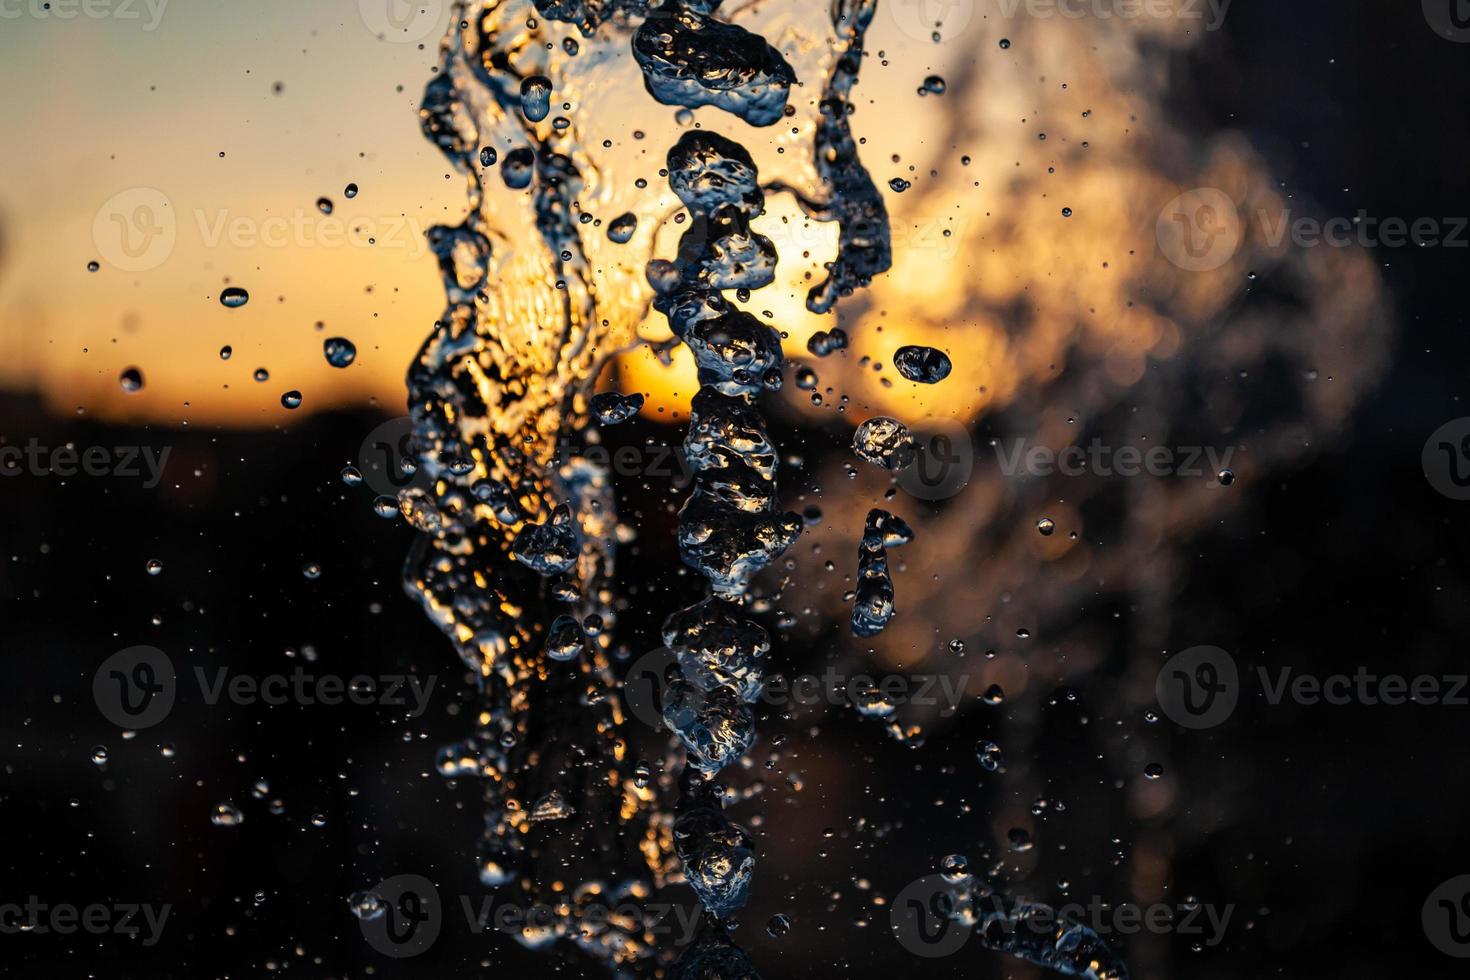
xmin=647 ymin=130 xmax=800 ymax=949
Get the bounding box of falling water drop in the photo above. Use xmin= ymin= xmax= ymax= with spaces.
xmin=220 ymin=287 xmax=250 ymax=309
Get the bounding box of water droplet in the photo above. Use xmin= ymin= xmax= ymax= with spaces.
xmin=852 ymin=417 xmax=915 ymax=471
xmin=281 ymin=390 xmax=303 ymax=410
xmin=520 ymin=75 xmax=553 ymax=122
xmin=372 ymin=495 xmax=399 ymax=519
xmin=310 ymin=812 xmax=327 ymax=828
xmin=607 ymin=212 xmax=638 ymax=244
xmin=479 ymin=146 xmax=498 ymax=167
xmin=1036 ymin=517 xmax=1055 ymax=536
xmin=1144 ymin=763 xmax=1164 ymax=780
xmin=766 ymin=913 xmax=791 ymax=938
xmin=87 ymin=260 xmax=100 ymax=272
xmin=892 ymin=345 xmax=952 ymax=384
xmin=348 ymin=890 xmax=386 ymax=920
xmin=220 ymin=287 xmax=250 ymax=309
xmin=591 ymin=391 xmax=644 ymax=425
xmin=920 ymin=75 xmax=946 ymax=95
xmin=90 ymin=745 xmax=109 ymax=765
xmin=1217 ymin=468 xmax=1235 ymax=486
xmin=1007 ymin=827 xmax=1034 ymax=852
xmin=344 ymin=183 xmax=359 ymax=199
xmin=219 ymin=345 xmax=233 ymax=360
xmin=316 ymin=197 xmax=333 ymax=215
xmin=211 ymin=802 xmax=244 ymax=827
xmin=118 ymin=367 xmax=144 ymax=393
xmin=999 ymin=38 xmax=1012 ymax=49
xmin=323 ymin=337 xmax=357 ymax=368
xmin=340 ymin=466 xmax=363 ymax=487
xmin=888 ymin=177 xmax=911 ymax=193
xmin=145 ymin=559 xmax=163 ymax=576
xmin=976 ymin=740 xmax=1004 ymax=772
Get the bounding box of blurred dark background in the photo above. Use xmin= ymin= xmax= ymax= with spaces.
xmin=4 ymin=2 xmax=1470 ymax=978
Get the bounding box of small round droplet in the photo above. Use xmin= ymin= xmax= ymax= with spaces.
xmin=310 ymin=812 xmax=327 ymax=828
xmin=211 ymin=802 xmax=244 ymax=827
xmin=999 ymin=38 xmax=1012 ymax=49
xmin=340 ymin=466 xmax=363 ymax=487
xmin=119 ymin=367 xmax=145 ymax=393
xmin=344 ymin=183 xmax=359 ymax=199
xmin=145 ymin=559 xmax=164 ymax=576
xmin=766 ymin=913 xmax=791 ymax=938
xmin=87 ymin=260 xmax=100 ymax=272
xmin=253 ymin=368 xmax=269 ymax=382
xmin=520 ymin=75 xmax=553 ymax=122
xmin=1061 ymin=207 xmax=1073 ymax=217
xmin=479 ymin=146 xmax=498 ymax=167
xmin=1036 ymin=517 xmax=1055 ymax=536
xmin=888 ymin=177 xmax=911 ymax=193
xmin=372 ymin=495 xmax=399 ymax=519
xmin=940 ymin=853 xmax=969 ymax=881
xmin=348 ymin=890 xmax=386 ymax=921
xmin=281 ymin=390 xmax=303 ymax=410
xmin=1007 ymin=827 xmax=1034 ymax=852
xmin=219 ymin=287 xmax=250 ymax=309
xmin=975 ymin=740 xmax=1004 ymax=772
xmin=90 ymin=745 xmax=110 ymax=766
xmin=1144 ymin=763 xmax=1164 ymax=780
xmin=323 ymin=337 xmax=357 ymax=368
xmin=316 ymin=197 xmax=334 ymax=215
xmin=920 ymin=75 xmax=946 ymax=96
xmin=302 ymin=561 xmax=322 ymax=580
xmin=982 ymin=684 xmax=1005 ymax=706
xmin=1217 ymin=468 xmax=1235 ymax=486
xmin=501 ymin=148 xmax=535 ymax=190
xmin=219 ymin=345 xmax=233 ymax=360
xmin=607 ymin=212 xmax=638 ymax=244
